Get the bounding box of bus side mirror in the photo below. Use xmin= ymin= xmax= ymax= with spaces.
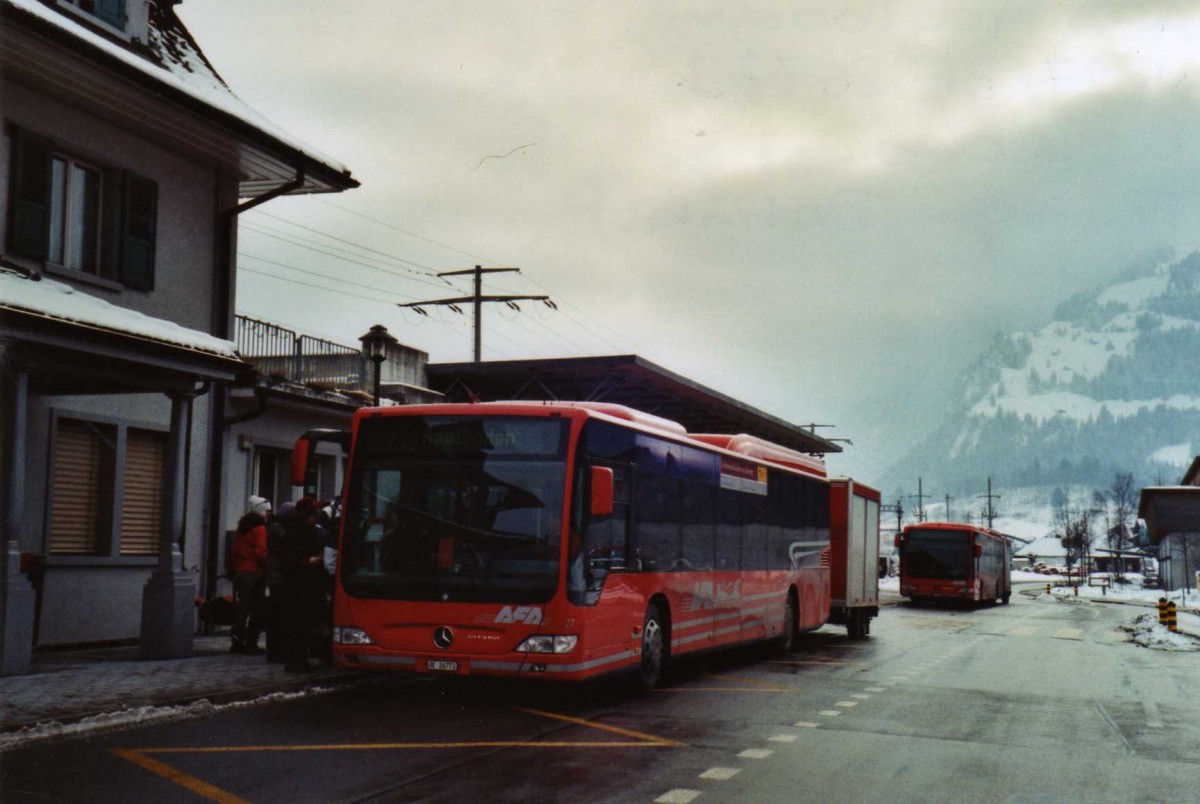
xmin=590 ymin=467 xmax=614 ymax=517
xmin=974 ymin=544 xmax=983 ymax=558
xmin=291 ymin=435 xmax=313 ymax=487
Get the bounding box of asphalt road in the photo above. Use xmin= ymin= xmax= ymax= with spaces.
xmin=3 ymin=591 xmax=1197 ymax=803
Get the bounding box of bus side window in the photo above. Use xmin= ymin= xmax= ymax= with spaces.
xmin=743 ymin=493 xmax=768 ymax=571
xmin=633 ymin=474 xmax=679 ymax=572
xmin=680 ymin=481 xmax=715 ymax=571
xmin=715 ymin=489 xmax=742 ymax=570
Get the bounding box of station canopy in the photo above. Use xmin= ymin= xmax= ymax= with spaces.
xmin=424 ymin=355 xmax=842 ymax=456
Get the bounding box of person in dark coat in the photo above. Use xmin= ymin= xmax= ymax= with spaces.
xmin=230 ymin=496 xmax=270 ymax=654
xmin=281 ymin=496 xmax=328 ymax=673
xmin=264 ymin=501 xmax=294 ymax=663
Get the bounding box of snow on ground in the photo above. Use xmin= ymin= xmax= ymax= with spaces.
xmin=1120 ymin=612 xmax=1200 ymax=651
xmin=1149 ymin=441 xmax=1193 ymax=467
xmin=883 ymin=570 xmax=1200 ymax=651
xmin=0 ymin=686 xmax=341 ymax=753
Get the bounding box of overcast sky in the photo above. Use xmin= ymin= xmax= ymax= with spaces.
xmin=180 ymin=1 xmax=1200 ymax=482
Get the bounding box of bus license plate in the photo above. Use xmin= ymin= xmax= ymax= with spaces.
xmin=427 ymin=660 xmax=458 ymax=672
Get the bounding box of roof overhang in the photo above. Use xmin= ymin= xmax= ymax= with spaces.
xmin=425 ymin=355 xmax=842 ymax=455
xmin=1138 ymin=486 xmax=1200 ymax=544
xmin=2 ymin=305 xmax=244 ymax=394
xmin=1 ymin=1 xmax=357 ymax=196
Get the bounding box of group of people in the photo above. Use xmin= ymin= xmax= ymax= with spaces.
xmin=230 ymin=494 xmax=337 ymax=673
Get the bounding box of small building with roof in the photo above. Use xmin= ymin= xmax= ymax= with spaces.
xmin=0 ymin=0 xmax=355 ymax=672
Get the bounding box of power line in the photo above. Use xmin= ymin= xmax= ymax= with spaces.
xmin=248 ymin=209 xmax=447 ymax=278
xmin=240 ymin=222 xmax=454 ymax=293
xmin=313 ymin=200 xmax=635 ymax=354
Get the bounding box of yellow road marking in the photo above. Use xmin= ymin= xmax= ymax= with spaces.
xmin=114 ymin=706 xmax=678 ymax=801
xmin=517 ymin=707 xmax=682 ymax=746
xmin=111 ymin=749 xmax=247 ymax=804
xmin=145 ymin=741 xmax=670 ymax=753
xmin=656 ymin=686 xmax=799 ymax=693
xmin=716 ymin=674 xmax=802 ymax=689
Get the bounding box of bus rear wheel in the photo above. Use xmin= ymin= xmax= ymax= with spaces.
xmin=638 ymin=603 xmax=668 ymax=691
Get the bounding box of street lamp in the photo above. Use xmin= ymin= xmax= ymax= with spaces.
xmin=359 ymin=324 xmax=397 ymax=406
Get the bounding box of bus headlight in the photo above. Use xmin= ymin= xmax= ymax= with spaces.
xmin=333 ymin=626 xmax=374 ymax=646
xmin=515 ymin=635 xmax=578 ymax=654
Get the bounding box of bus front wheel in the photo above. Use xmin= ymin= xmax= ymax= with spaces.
xmin=773 ymin=594 xmax=798 ymax=654
xmin=638 ymin=603 xmax=669 ymax=690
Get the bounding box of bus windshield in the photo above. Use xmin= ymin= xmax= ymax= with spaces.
xmin=904 ymin=529 xmax=971 ymax=581
xmin=341 ymin=415 xmax=570 ymax=603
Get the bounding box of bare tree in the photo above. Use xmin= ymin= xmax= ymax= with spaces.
xmin=1055 ymin=494 xmax=1095 ymax=575
xmin=1109 ymin=472 xmax=1137 ymax=581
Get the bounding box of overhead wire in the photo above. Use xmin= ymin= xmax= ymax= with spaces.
xmin=314 ymin=199 xmax=637 ymax=354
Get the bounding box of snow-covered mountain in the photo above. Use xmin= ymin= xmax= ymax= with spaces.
xmin=885 ymin=252 xmax=1200 ymax=495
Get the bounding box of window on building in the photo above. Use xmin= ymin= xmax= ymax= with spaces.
xmin=59 ymin=0 xmax=126 ymax=31
xmin=49 ymin=156 xmax=102 ymax=274
xmin=6 ymin=126 xmax=157 ymax=290
xmin=49 ymin=419 xmax=113 ymax=555
xmin=48 ymin=416 xmax=167 ymax=558
xmin=120 ymin=428 xmax=166 ymax=556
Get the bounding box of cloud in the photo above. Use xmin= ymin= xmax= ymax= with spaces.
xmin=183 ymin=0 xmax=1200 ymax=479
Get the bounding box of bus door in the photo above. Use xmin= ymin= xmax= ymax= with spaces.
xmin=573 ymin=460 xmax=636 ymax=652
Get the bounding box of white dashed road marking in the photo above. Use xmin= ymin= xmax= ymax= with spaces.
xmin=768 ymin=734 xmax=798 ymax=743
xmin=700 ymin=767 xmax=741 ymax=781
xmin=793 ymin=721 xmax=820 ymax=728
xmin=738 ymin=748 xmax=775 ymax=759
xmin=655 ymin=790 xmax=701 ymax=804
xmin=819 ymin=710 xmax=842 ymax=717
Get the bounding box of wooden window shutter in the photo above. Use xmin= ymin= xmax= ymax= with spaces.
xmin=50 ymin=419 xmax=106 ymax=555
xmin=94 ymin=0 xmax=126 ymax=30
xmin=6 ymin=126 xmax=55 ymax=260
xmin=119 ymin=171 xmax=157 ymax=291
xmin=121 ymin=428 xmax=165 ymax=556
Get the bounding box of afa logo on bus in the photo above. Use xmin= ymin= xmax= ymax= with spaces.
xmin=494 ymin=606 xmax=543 ymax=625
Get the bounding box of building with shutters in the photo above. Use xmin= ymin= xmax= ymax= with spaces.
xmin=0 ymin=0 xmax=356 ymax=673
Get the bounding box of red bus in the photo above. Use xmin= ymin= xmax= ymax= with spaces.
xmin=896 ymin=522 xmax=1011 ymax=606
xmin=299 ymin=401 xmax=837 ymax=687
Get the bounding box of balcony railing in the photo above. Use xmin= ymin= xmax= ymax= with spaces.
xmin=235 ymin=315 xmax=366 ymax=389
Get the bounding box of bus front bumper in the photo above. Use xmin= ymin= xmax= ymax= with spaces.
xmin=335 ymin=646 xmax=641 ymax=682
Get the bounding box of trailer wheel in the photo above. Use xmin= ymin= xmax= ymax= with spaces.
xmin=637 ymin=602 xmax=668 ymax=691
xmin=1001 ymin=590 xmax=1011 ymax=605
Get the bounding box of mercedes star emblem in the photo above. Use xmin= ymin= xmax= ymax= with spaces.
xmin=433 ymin=626 xmax=454 ymax=650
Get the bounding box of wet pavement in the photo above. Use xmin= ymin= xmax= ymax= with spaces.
xmin=1 ymin=588 xmax=1191 ymax=752
xmin=0 ymin=631 xmax=363 ymax=745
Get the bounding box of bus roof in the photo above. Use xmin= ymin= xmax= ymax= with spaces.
xmin=352 ymin=400 xmax=829 ymax=479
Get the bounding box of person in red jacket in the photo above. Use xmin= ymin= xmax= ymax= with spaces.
xmin=231 ymin=495 xmax=271 ymax=654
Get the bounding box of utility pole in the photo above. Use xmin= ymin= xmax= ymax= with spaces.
xmin=978 ymin=476 xmax=1000 ymax=529
xmin=398 ymin=266 xmax=552 ymax=362
xmin=944 ymin=494 xmax=955 ymax=523
xmin=908 ymin=477 xmax=928 ymax=522
xmin=882 ymin=500 xmax=904 ymax=534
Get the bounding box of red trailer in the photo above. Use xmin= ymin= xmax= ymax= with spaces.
xmin=896 ymin=522 xmax=1011 ymax=606
xmin=828 ymin=479 xmax=881 ymax=638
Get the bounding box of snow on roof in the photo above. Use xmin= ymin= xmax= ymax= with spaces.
xmin=0 ymin=271 xmax=238 ymax=358
xmin=3 ymin=0 xmax=348 ymax=178
xmin=1014 ymin=535 xmax=1068 ymax=558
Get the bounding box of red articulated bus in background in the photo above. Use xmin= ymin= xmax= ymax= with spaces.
xmin=292 ymin=401 xmax=880 ymax=688
xmin=896 ymin=521 xmax=1011 ymax=606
